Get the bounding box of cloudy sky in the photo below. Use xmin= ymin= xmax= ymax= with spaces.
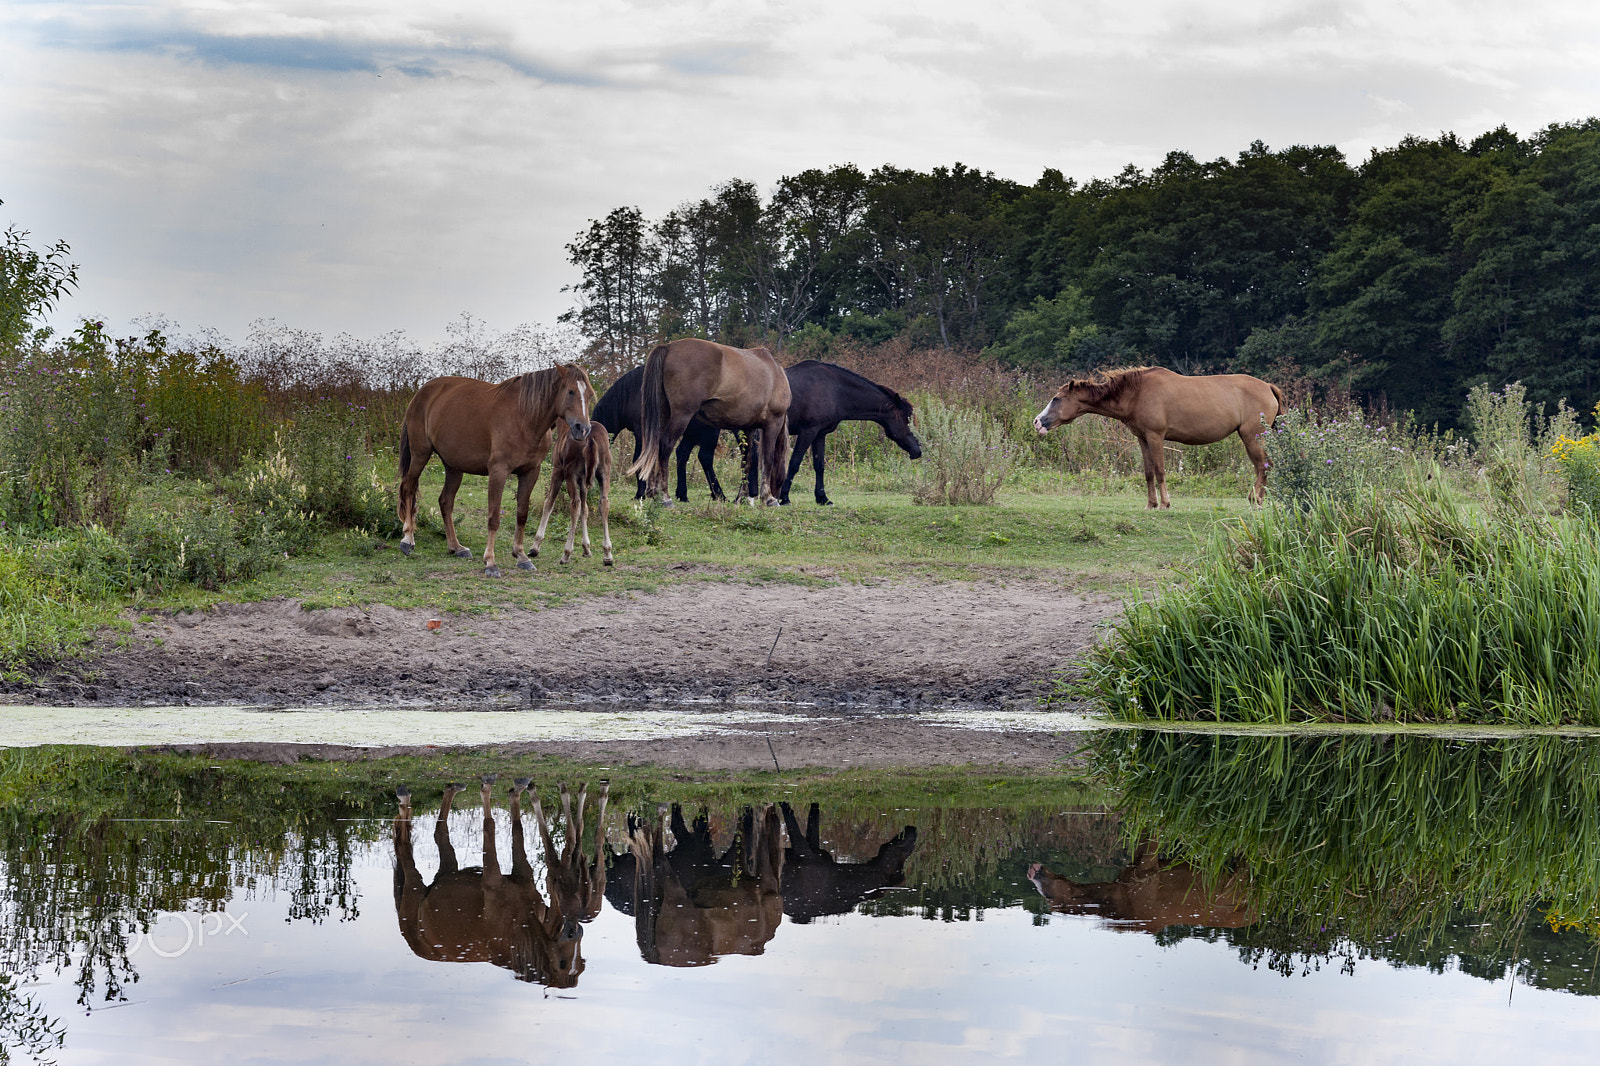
xmin=5 ymin=0 xmax=1600 ymax=347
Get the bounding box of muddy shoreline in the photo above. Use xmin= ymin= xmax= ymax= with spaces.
xmin=5 ymin=579 xmax=1119 ymax=768
xmin=13 ymin=579 xmax=1119 ymax=709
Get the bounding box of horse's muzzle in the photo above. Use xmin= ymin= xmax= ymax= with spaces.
xmin=568 ymin=419 xmax=592 ymax=442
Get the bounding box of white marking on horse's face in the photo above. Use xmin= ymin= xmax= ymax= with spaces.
xmin=1033 ymin=402 xmax=1055 ymax=435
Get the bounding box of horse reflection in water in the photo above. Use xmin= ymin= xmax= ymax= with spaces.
xmin=392 ymin=776 xmax=608 ymax=986
xmin=779 ymin=802 xmax=918 ymax=922
xmin=1027 ymin=842 xmax=1256 ymax=933
xmin=607 ymin=802 xmax=918 ymax=965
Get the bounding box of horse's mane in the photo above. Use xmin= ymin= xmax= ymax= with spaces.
xmin=1062 ymin=365 xmax=1153 ymax=405
xmin=797 ymin=360 xmax=913 ymax=415
xmin=496 ymin=364 xmax=580 ymax=419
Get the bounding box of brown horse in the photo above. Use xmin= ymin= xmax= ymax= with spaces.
xmin=1033 ymin=367 xmax=1286 ymax=508
xmin=627 ymin=338 xmax=791 ymax=507
xmin=1026 ymin=843 xmax=1257 ymax=933
xmin=530 ymin=422 xmax=614 ymax=566
xmin=393 ymin=776 xmax=595 ymax=986
xmin=613 ymin=803 xmax=786 ymax=967
xmin=397 ymin=364 xmax=594 ymax=576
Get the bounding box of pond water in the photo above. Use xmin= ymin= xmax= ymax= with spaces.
xmin=6 ymin=731 xmax=1600 ymax=1064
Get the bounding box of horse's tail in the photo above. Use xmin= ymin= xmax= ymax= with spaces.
xmin=398 ymin=423 xmax=411 ymax=477
xmin=626 ymin=344 xmax=671 ymax=483
xmin=1268 ymin=383 xmax=1288 ymax=425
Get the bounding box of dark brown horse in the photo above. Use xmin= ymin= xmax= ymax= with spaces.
xmin=530 ymin=422 xmax=614 ymax=566
xmin=1033 ymin=367 xmax=1286 ymax=508
xmin=610 ymin=803 xmax=786 ymax=967
xmin=627 ymin=339 xmax=791 ymax=507
xmin=393 ymin=776 xmax=596 ymax=986
xmin=397 ymin=364 xmax=594 ymax=576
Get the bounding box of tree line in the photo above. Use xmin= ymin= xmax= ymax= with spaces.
xmin=562 ymin=121 xmax=1600 ymax=429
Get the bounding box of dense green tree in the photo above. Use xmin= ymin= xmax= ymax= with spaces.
xmin=1 ymin=202 xmax=78 ymax=350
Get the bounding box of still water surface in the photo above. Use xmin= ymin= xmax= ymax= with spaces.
xmin=6 ymin=732 xmax=1600 ymax=1064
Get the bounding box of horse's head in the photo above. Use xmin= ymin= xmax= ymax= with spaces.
xmin=883 ymin=390 xmax=923 ymax=460
xmin=1033 ymin=381 xmax=1090 ymax=434
xmin=556 ymin=364 xmax=594 ymax=442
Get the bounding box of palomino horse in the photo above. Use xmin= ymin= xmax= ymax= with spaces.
xmin=608 ymin=803 xmax=786 ymax=967
xmin=530 ymin=422 xmax=615 ymax=566
xmin=1033 ymin=367 xmax=1286 ymax=508
xmin=397 ymin=364 xmax=594 ymax=576
xmin=1026 ymin=842 xmax=1257 ymax=933
xmin=740 ymin=361 xmax=922 ymax=506
xmin=393 ymin=776 xmax=607 ymax=986
xmin=628 ymin=339 xmax=791 ymax=507
xmin=593 ymin=365 xmax=727 ymax=502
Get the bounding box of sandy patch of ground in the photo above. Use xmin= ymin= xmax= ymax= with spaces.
xmin=22 ymin=579 xmax=1120 ymax=710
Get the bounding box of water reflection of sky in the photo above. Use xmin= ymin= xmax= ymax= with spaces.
xmin=18 ymin=831 xmax=1600 ymax=1066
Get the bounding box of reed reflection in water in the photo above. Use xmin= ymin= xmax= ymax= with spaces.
xmin=1090 ymin=729 xmax=1600 ymax=993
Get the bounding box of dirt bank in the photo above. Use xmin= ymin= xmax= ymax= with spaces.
xmin=18 ymin=578 xmax=1121 ymax=711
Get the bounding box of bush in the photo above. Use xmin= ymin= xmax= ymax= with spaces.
xmin=908 ymin=396 xmax=1016 ymax=506
xmin=1264 ymin=406 xmax=1407 ymax=508
xmin=1550 ymin=404 xmax=1600 ymax=518
xmin=120 ymin=501 xmax=285 ymax=592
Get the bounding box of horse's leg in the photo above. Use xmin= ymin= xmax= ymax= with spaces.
xmin=631 ymin=432 xmax=648 ymax=501
xmin=511 ymin=470 xmax=538 ymax=570
xmin=435 ymin=782 xmax=461 ymax=876
xmin=510 ymin=778 xmax=535 ymax=882
xmin=530 ymin=464 xmax=564 ymax=560
xmin=741 ymin=430 xmax=760 ymax=503
xmin=560 ymin=467 xmax=581 ymax=565
xmin=596 ymin=452 xmax=614 ymax=566
xmin=1240 ymin=425 xmax=1270 ymax=505
xmin=700 ymin=438 xmax=725 ymax=502
xmin=528 ymin=784 xmax=560 ymax=866
xmin=478 ymin=775 xmax=503 ymax=888
xmin=438 ymin=467 xmax=471 ymax=558
xmin=654 ymin=410 xmax=698 ymax=503
xmin=576 ymin=465 xmax=594 ymax=559
xmin=393 ymin=785 xmax=423 ymax=907
xmin=810 ymin=430 xmax=833 ymax=506
xmin=1137 ymin=433 xmax=1169 ymax=509
xmin=587 ymin=780 xmax=610 ymax=916
xmin=778 ymin=427 xmax=814 ymax=506
xmin=482 ymin=466 xmax=510 ymax=576
xmin=398 ymin=440 xmax=433 ymax=558
xmin=674 ymin=434 xmax=695 ymax=504
xmin=761 ymin=415 xmax=790 ymax=507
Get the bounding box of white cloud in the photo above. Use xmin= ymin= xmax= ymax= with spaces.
xmin=3 ymin=0 xmax=1599 ymax=343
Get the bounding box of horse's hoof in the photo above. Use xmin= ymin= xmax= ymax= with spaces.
xmin=399 ymin=542 xmax=413 ymax=557
xmin=604 ymin=557 xmax=615 ymax=567
xmin=817 ymin=499 xmax=833 ymax=506
xmin=765 ymin=497 xmax=780 ymax=507
xmin=452 ymin=547 xmax=472 ymax=559
xmin=396 ymin=785 xmax=411 ymax=800
xmin=517 ymin=558 xmax=535 ymax=571
xmin=484 ymin=565 xmax=502 ymax=578
xmin=481 ymin=774 xmax=498 ymax=786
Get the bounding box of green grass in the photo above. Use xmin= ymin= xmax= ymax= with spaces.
xmin=136 ymin=454 xmax=1246 ymax=617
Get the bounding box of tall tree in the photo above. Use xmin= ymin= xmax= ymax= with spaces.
xmin=1 ymin=203 xmax=78 ymax=350
xmin=560 ymin=206 xmax=660 ymax=377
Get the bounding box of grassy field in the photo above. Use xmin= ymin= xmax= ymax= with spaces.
xmin=144 ymin=452 xmax=1254 ymax=616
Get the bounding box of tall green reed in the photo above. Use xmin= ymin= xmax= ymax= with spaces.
xmin=1082 ymin=475 xmax=1600 ymax=724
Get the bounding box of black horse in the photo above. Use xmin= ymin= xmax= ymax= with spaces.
xmin=592 ymin=366 xmax=728 ymax=502
xmin=744 ymin=360 xmax=923 ymax=505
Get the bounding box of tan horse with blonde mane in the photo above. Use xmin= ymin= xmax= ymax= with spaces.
xmin=1033 ymin=367 xmax=1285 ymax=508
xmin=397 ymin=364 xmax=593 ymax=576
